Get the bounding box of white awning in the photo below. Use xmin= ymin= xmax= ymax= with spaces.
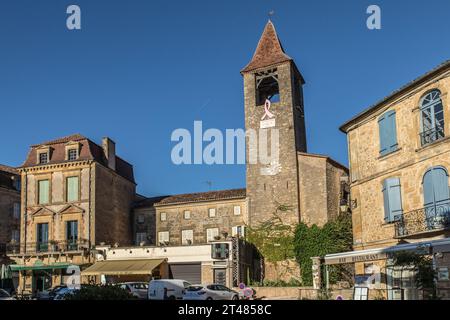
xmin=323 ymin=238 xmax=450 ymax=265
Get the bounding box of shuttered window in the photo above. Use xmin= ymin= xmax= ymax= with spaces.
xmin=38 ymin=180 xmax=50 ymax=204
xmin=158 ymin=231 xmax=169 ymax=244
xmin=182 ymin=230 xmax=194 ymax=245
xmin=67 ymin=176 xmax=79 ymax=202
xmin=378 ymin=110 xmax=398 ymax=156
xmin=206 ymin=228 xmax=219 ymax=242
xmin=382 ymin=177 xmax=403 ymax=222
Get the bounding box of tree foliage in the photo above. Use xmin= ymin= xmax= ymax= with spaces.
xmin=293 ymin=213 xmax=353 ymax=286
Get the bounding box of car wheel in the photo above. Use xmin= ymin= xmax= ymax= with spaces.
xmin=206 ymin=297 xmax=213 ymax=301
xmin=232 ymin=295 xmax=239 ymax=301
xmin=168 ymin=295 xmax=176 ymax=300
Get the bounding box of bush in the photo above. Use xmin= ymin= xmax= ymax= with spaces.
xmin=66 ymin=284 xmax=137 ymax=300
xmin=294 ymin=213 xmax=353 ymax=286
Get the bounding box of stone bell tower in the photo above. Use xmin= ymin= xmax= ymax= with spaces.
xmin=242 ymin=20 xmax=307 ymax=228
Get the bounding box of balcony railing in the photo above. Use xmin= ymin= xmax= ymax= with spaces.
xmin=394 ymin=202 xmax=450 ymax=237
xmin=6 ymin=239 xmax=89 ymax=255
xmin=420 ymin=125 xmax=445 ymax=146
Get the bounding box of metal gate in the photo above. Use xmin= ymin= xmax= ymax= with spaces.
xmin=169 ymin=263 xmax=201 ymax=284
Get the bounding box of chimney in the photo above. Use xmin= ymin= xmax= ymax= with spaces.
xmin=102 ymin=137 xmax=116 ymax=171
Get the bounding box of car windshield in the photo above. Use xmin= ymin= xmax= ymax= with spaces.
xmin=187 ymin=286 xmax=204 ymax=292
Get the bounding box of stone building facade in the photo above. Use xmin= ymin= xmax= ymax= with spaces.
xmin=338 ymin=60 xmax=450 ymax=299
xmin=133 ymin=21 xmax=349 ymax=283
xmin=0 ymin=165 xmax=21 ymax=265
xmin=8 ymin=134 xmax=136 ymax=295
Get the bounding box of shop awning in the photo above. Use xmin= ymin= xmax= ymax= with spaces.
xmin=81 ymin=259 xmax=165 ymax=276
xmin=9 ymin=262 xmax=71 ymax=271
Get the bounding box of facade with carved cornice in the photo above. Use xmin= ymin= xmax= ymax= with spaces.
xmin=8 ymin=134 xmax=136 ymax=296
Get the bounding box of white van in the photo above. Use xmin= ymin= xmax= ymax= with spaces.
xmin=148 ymin=279 xmax=191 ymax=300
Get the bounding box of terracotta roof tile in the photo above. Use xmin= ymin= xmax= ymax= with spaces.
xmin=153 ymin=188 xmax=246 ymax=206
xmin=241 ymin=20 xmax=292 ymax=73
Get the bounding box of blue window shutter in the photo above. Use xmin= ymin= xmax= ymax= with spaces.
xmin=382 ymin=180 xmax=390 ymax=221
xmin=431 ymin=167 xmax=449 ymax=205
xmin=378 ymin=114 xmax=388 ymax=155
xmin=387 ymin=178 xmax=403 ymax=221
xmin=423 ymin=169 xmax=435 ymax=209
xmin=383 ymin=178 xmax=403 ymax=222
xmin=386 ymin=111 xmax=398 ymax=152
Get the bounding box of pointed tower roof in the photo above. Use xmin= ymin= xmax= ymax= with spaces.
xmin=241 ymin=20 xmax=293 ymax=73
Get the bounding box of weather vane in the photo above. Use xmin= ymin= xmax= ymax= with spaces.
xmin=268 ymin=10 xmax=275 ymax=20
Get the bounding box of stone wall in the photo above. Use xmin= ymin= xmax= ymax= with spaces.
xmin=156 ymin=198 xmax=247 ymax=246
xmin=243 ymin=62 xmax=303 ymax=228
xmin=133 ymin=206 xmax=156 ymax=245
xmin=298 ymin=153 xmax=348 ymax=226
xmin=347 ymin=74 xmax=450 ymax=249
xmin=94 ymin=163 xmax=135 ymax=246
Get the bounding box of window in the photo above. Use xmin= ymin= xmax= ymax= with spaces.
xmin=37 ymin=223 xmax=49 ymax=252
xmin=232 ymin=226 xmax=245 ymax=238
xmin=233 ymin=206 xmax=241 ymax=216
xmin=255 ymin=69 xmax=279 ymax=105
xmin=420 ymin=90 xmax=445 ymax=146
xmin=211 ymin=243 xmax=229 ymax=259
xmin=66 ymin=220 xmax=78 ymax=250
xmin=11 ymin=230 xmax=20 ymax=243
xmin=382 ymin=177 xmax=403 ymax=222
xmin=136 ymin=232 xmax=147 ymax=245
xmin=160 ymin=212 xmax=167 ymax=221
xmin=422 ymin=166 xmax=450 ymax=229
xmin=67 ymin=149 xmax=78 ymax=161
xmin=158 ymin=231 xmax=169 ymax=245
xmin=184 ymin=210 xmax=191 ymax=220
xmin=137 ymin=214 xmax=145 ymax=224
xmin=208 ymin=208 xmax=216 ymax=218
xmin=66 ymin=176 xmax=79 ymax=202
xmin=39 ymin=152 xmax=49 ymax=164
xmin=13 ymin=202 xmax=20 ymax=219
xmin=206 ymin=228 xmax=219 ymax=242
xmin=182 ymin=230 xmax=194 ymax=245
xmin=378 ymin=110 xmax=398 ymax=156
xmin=38 ymin=180 xmax=50 ymax=204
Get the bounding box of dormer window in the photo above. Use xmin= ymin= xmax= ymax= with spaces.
xmin=68 ymin=148 xmax=78 ymax=161
xmin=39 ymin=152 xmax=49 ymax=164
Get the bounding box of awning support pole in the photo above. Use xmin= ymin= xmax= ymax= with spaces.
xmin=325 ymin=265 xmax=329 ymax=290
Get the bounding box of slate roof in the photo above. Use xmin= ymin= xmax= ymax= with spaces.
xmin=21 ymin=134 xmax=135 ymax=183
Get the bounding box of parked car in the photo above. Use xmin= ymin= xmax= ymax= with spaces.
xmin=148 ymin=279 xmax=191 ymax=300
xmin=0 ymin=289 xmax=15 ymax=300
xmin=53 ymin=287 xmax=77 ymax=300
xmin=117 ymin=282 xmax=148 ymax=299
xmin=183 ymin=284 xmax=239 ymax=301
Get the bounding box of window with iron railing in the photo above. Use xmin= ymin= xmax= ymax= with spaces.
xmin=420 ymin=90 xmax=445 ymax=146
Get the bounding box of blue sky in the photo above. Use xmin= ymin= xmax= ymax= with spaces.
xmin=0 ymin=0 xmax=449 ymax=196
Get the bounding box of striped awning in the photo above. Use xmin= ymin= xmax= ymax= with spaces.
xmin=81 ymin=259 xmax=165 ymax=276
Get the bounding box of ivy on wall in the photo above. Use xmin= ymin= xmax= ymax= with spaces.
xmin=294 ymin=212 xmax=353 ymax=286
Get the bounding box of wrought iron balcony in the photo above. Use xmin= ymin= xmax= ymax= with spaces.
xmin=420 ymin=125 xmax=445 ymax=146
xmin=394 ymin=202 xmax=450 ymax=237
xmin=6 ymin=239 xmax=89 ymax=255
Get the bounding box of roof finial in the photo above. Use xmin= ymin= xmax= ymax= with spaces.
xmin=268 ymin=10 xmax=275 ymax=21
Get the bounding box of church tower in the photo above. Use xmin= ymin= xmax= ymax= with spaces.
xmin=242 ymin=20 xmax=307 ymax=227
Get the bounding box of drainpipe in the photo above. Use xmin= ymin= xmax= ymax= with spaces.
xmin=22 ymin=170 xmax=28 ymax=294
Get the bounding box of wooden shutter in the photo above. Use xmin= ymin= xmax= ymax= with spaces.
xmin=38 ymin=180 xmax=49 ymax=204
xmin=379 ymin=111 xmax=398 ymax=155
xmin=383 ymin=178 xmax=403 ymax=222
xmin=386 ymin=111 xmax=398 ymax=153
xmin=67 ymin=177 xmax=79 ymax=202
xmin=378 ymin=114 xmax=388 ymax=155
